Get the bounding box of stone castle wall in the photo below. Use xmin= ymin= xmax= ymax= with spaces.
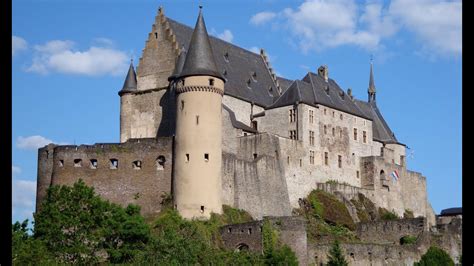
xmin=356 ymin=218 xmax=426 ymax=244
xmin=37 ymin=138 xmax=173 ymax=216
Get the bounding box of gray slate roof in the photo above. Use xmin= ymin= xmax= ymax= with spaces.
xmin=168 ymin=47 xmax=187 ymax=81
xmin=119 ymin=62 xmax=137 ymax=96
xmin=168 ymin=18 xmax=278 ymax=107
xmin=177 ymin=9 xmax=224 ymax=81
xmin=440 ymin=207 xmax=462 ymax=216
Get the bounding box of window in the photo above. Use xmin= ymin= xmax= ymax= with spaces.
xmin=74 ymin=159 xmax=82 ymax=167
xmin=58 ymin=160 xmax=64 ymax=167
xmin=200 ymin=206 xmax=205 ymax=213
xmin=324 ymin=152 xmax=329 ymax=166
xmin=289 ymin=130 xmax=297 ymax=140
xmin=310 ymin=150 xmax=315 ymax=165
xmin=252 ymin=120 xmax=258 ymax=130
xmin=354 ymin=128 xmax=358 ymax=141
xmin=90 ymin=159 xmax=98 ymax=169
xmin=332 ymin=111 xmax=335 ymax=118
xmin=299 ymin=159 xmax=302 ymax=167
xmin=287 ymin=156 xmax=290 ymax=165
xmin=309 ymin=131 xmax=315 ymax=145
xmin=340 ymin=114 xmax=343 ymax=120
xmin=204 ymin=153 xmax=209 ymax=162
xmin=289 ymin=108 xmax=296 ymax=123
xmin=324 ymin=125 xmax=327 ymax=134
xmin=381 ymin=147 xmax=384 ymax=156
xmin=157 ymin=156 xmax=166 ymax=170
xmin=332 ymin=127 xmax=335 ymax=136
xmin=246 ymin=79 xmax=251 ymax=87
xmin=248 ymin=228 xmax=252 ymax=235
xmin=363 ymin=131 xmax=367 ymax=143
xmin=340 ymin=129 xmax=343 ymax=138
xmin=110 ymin=159 xmax=118 ymax=169
xmin=185 ymin=154 xmax=189 ymax=162
xmin=338 ymin=155 xmax=342 ymax=168
xmin=252 ymin=71 xmax=257 ymax=81
xmin=324 ymin=108 xmax=327 ymax=115
xmin=253 ymin=153 xmax=257 ymax=159
xmin=209 ymin=78 xmax=214 ymax=86
xmin=309 ymin=110 xmax=314 ymax=123
xmin=356 ymin=171 xmax=360 ymax=178
xmin=154 ymin=32 xmax=158 ymax=39
xmin=196 ymin=115 xmax=199 ymax=125
xmin=224 ymin=52 xmax=229 ymax=62
xmin=400 ymin=155 xmax=405 ymax=166
xmin=180 ymin=100 xmax=185 ymax=111
xmin=133 ymin=160 xmax=142 ymax=170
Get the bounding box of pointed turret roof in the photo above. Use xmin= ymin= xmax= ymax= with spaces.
xmin=168 ymin=46 xmax=187 ymax=81
xmin=368 ymin=62 xmax=376 ymax=94
xmin=119 ymin=60 xmax=137 ymax=96
xmin=177 ymin=7 xmax=224 ymax=81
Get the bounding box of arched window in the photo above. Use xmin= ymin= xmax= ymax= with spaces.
xmin=157 ymin=156 xmax=166 ymax=170
xmin=380 ymin=170 xmax=386 ymax=180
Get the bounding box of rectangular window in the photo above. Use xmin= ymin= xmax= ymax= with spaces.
xmin=338 ymin=155 xmax=342 ymax=168
xmin=332 ymin=127 xmax=335 ymax=136
xmin=196 ymin=115 xmax=199 ymax=125
xmin=110 ymin=159 xmax=118 ymax=169
xmin=324 ymin=152 xmax=329 ymax=166
xmin=186 ymin=154 xmax=190 ymax=162
xmin=309 ymin=131 xmax=315 ymax=145
xmin=309 ymin=110 xmax=314 ymax=123
xmin=90 ymin=159 xmax=98 ymax=169
xmin=74 ymin=159 xmax=82 ymax=167
xmin=356 ymin=171 xmax=360 ymax=178
xmin=324 ymin=125 xmax=327 ymax=135
xmin=204 ymin=153 xmax=209 ymax=162
xmin=354 ymin=128 xmax=358 ymax=141
xmin=287 ymin=156 xmax=290 ymax=165
xmin=289 ymin=108 xmax=296 ymax=123
xmin=363 ymin=131 xmax=367 ymax=143
xmin=310 ymin=150 xmax=315 ymax=165
xmin=324 ymin=108 xmax=327 ymax=115
xmin=299 ymin=159 xmax=302 ymax=167
xmin=289 ymin=130 xmax=297 ymax=140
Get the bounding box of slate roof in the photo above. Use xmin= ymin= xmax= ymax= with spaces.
xmin=118 ymin=61 xmax=137 ymax=96
xmin=440 ymin=207 xmax=462 ymax=216
xmin=167 ymin=18 xmax=278 ymax=107
xmin=168 ymin=47 xmax=187 ymax=81
xmin=177 ymin=9 xmax=224 ymax=81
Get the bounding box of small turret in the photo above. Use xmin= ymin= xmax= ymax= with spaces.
xmin=368 ymin=62 xmax=376 ymax=103
xmin=168 ymin=46 xmax=187 ymax=82
xmin=118 ymin=60 xmax=137 ymax=96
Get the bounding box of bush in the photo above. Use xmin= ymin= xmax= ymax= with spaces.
xmin=262 ymin=219 xmax=299 ymax=266
xmin=414 ymin=246 xmax=454 ymax=266
xmin=403 ymin=209 xmax=414 ymax=218
xmin=399 ymin=235 xmax=417 ymax=245
xmin=12 ymin=220 xmax=54 ymax=265
xmin=327 ymin=239 xmax=348 ymax=266
xmin=379 ymin=208 xmax=399 ymax=220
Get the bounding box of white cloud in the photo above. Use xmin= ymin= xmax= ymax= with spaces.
xmin=17 ymin=135 xmax=68 ymax=150
xmin=12 ymin=36 xmax=28 ymax=56
xmin=12 ymin=165 xmax=21 ymax=175
xmin=12 ymin=179 xmax=36 ymax=209
xmin=249 ymin=46 xmax=260 ymax=54
xmin=389 ymin=0 xmax=461 ymax=56
xmin=250 ymin=0 xmax=461 ymax=57
xmin=26 ymin=39 xmax=129 ymax=76
xmin=217 ymin=29 xmax=234 ymax=43
xmin=250 ymin=11 xmax=277 ymax=25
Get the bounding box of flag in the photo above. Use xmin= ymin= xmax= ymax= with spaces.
xmin=391 ymin=170 xmax=399 ymax=182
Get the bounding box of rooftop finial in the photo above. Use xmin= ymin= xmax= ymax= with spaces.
xmin=368 ymin=59 xmax=376 ymax=103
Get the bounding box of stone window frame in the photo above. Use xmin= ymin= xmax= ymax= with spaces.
xmin=338 ymin=155 xmax=342 ymax=168
xmin=289 ymin=108 xmax=296 ymax=123
xmin=323 ymin=125 xmax=327 ymax=135
xmin=353 ymin=128 xmax=358 ymax=141
xmin=74 ymin=159 xmax=82 ymax=168
xmin=324 ymin=152 xmax=329 ymax=166
xmin=309 ymin=130 xmax=315 ymax=146
xmin=156 ymin=155 xmax=166 ymax=170
xmin=309 ymin=109 xmax=314 ymax=123
xmin=309 ymin=150 xmax=315 ymax=165
xmin=90 ymin=159 xmax=98 ymax=169
xmin=363 ymin=130 xmax=367 ymax=143
xmin=109 ymin=159 xmax=118 ymax=169
xmin=132 ymin=160 xmax=142 ymax=170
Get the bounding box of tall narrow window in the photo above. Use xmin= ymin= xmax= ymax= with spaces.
xmin=338 ymin=155 xmax=342 ymax=168
xmin=340 ymin=129 xmax=343 ymax=138
xmin=310 ymin=150 xmax=315 ymax=165
xmin=324 ymin=125 xmax=327 ymax=135
xmin=356 ymin=171 xmax=360 ymax=178
xmin=332 ymin=111 xmax=335 ymax=118
xmin=363 ymin=131 xmax=367 ymax=143
xmin=332 ymin=127 xmax=335 ymax=136
xmin=299 ymin=159 xmax=302 ymax=167
xmin=381 ymin=147 xmax=384 ymax=156
xmin=400 ymin=155 xmax=405 ymax=166
xmin=154 ymin=32 xmax=158 ymax=39
xmin=353 ymin=128 xmax=358 ymax=141
xmin=181 ymin=100 xmax=185 ymax=111
xmin=58 ymin=160 xmax=64 ymax=167
xmin=252 ymin=120 xmax=258 ymax=130
xmin=156 ymin=156 xmax=166 ymax=170
xmin=309 ymin=110 xmax=314 ymax=123
xmin=289 ymin=108 xmax=296 ymax=123
xmin=287 ymin=156 xmax=290 ymax=165
xmin=196 ymin=115 xmax=199 ymax=125
xmin=309 ymin=131 xmax=315 ymax=145
xmin=324 ymin=108 xmax=327 ymax=115
xmin=209 ymin=78 xmax=214 ymax=86
xmin=204 ymin=153 xmax=209 ymax=162
xmin=289 ymin=130 xmax=297 ymax=140
xmin=185 ymin=154 xmax=189 ymax=162
xmin=324 ymin=152 xmax=329 ymax=166
xmin=340 ymin=114 xmax=343 ymax=120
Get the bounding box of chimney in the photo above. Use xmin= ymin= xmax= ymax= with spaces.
xmin=318 ymin=65 xmax=328 ymax=82
xmin=347 ymin=88 xmax=353 ymax=99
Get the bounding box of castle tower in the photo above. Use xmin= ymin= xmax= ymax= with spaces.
xmin=119 ymin=60 xmax=137 ymax=143
xmin=368 ymin=62 xmax=376 ymax=103
xmin=172 ymin=7 xmax=225 ymax=219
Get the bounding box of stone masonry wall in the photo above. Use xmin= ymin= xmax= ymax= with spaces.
xmin=356 ymin=218 xmax=426 ymax=244
xmin=42 ymin=138 xmax=173 ymax=216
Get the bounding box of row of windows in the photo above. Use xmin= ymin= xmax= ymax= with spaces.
xmin=185 ymin=153 xmax=210 ymax=163
xmin=353 ymin=128 xmax=367 ymax=143
xmin=319 ymin=125 xmax=368 ymax=144
xmin=58 ymin=156 xmax=166 ymax=170
xmin=287 ymin=152 xmax=360 ymax=179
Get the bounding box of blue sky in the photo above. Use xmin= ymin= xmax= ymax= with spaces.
xmin=12 ymin=0 xmax=461 ymax=224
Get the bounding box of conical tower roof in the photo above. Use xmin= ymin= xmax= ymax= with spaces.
xmin=168 ymin=46 xmax=187 ymax=81
xmin=119 ymin=60 xmax=137 ymax=96
xmin=177 ymin=7 xmax=224 ymax=81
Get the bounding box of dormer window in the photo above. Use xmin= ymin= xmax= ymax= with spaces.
xmin=223 ymin=69 xmax=227 ymax=76
xmin=251 ymin=71 xmax=257 ymax=81
xmin=246 ymin=79 xmax=251 ymax=88
xmin=224 ymin=52 xmax=229 ymax=62
xmin=209 ymin=78 xmax=214 ymax=86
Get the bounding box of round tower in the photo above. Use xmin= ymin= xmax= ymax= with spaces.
xmin=118 ymin=60 xmax=137 ymax=143
xmin=172 ymin=7 xmax=225 ymax=219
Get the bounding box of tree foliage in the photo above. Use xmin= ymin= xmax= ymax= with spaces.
xmin=414 ymin=246 xmax=454 ymax=266
xmin=327 ymin=239 xmax=348 ymax=266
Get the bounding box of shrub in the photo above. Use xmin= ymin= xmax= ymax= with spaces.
xmin=403 ymin=209 xmax=414 ymax=218
xmin=414 ymin=246 xmax=454 ymax=266
xmin=327 ymin=239 xmax=348 ymax=266
xmin=400 ymin=235 xmax=417 ymax=245
xmin=379 ymin=208 xmax=399 ymax=220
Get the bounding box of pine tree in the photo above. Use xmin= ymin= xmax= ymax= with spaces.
xmin=327 ymin=239 xmax=348 ymax=266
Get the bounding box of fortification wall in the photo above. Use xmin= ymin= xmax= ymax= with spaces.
xmin=43 ymin=138 xmax=173 ymax=216
xmin=356 ymin=218 xmax=426 ymax=244
xmin=36 ymin=144 xmax=56 ymax=213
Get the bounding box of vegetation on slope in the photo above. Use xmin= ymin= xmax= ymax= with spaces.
xmin=350 ymin=193 xmax=378 ymax=222
xmin=414 ymin=246 xmax=454 ymax=266
xmin=13 ymin=180 xmax=297 ymax=265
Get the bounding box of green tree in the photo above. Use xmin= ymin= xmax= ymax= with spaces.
xmin=262 ymin=219 xmax=299 ymax=266
xmin=33 ymin=179 xmax=151 ymax=264
xmin=327 ymin=239 xmax=348 ymax=266
xmin=414 ymin=246 xmax=454 ymax=266
xmin=12 ymin=219 xmax=54 ymax=265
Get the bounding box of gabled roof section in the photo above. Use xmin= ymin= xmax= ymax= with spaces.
xmin=354 ymin=100 xmax=402 ymax=145
xmin=118 ymin=61 xmax=137 ymax=96
xmin=177 ymin=8 xmax=224 ymax=81
xmin=167 ymin=18 xmax=279 ymax=107
xmin=168 ymin=46 xmax=187 ymax=81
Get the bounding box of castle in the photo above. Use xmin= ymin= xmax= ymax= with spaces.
xmin=36 ymin=6 xmax=437 ymax=226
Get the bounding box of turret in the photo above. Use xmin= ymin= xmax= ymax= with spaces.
xmin=173 ymin=7 xmax=225 ymax=219
xmin=119 ymin=60 xmax=137 ymax=142
xmin=368 ymin=62 xmax=376 ymax=103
